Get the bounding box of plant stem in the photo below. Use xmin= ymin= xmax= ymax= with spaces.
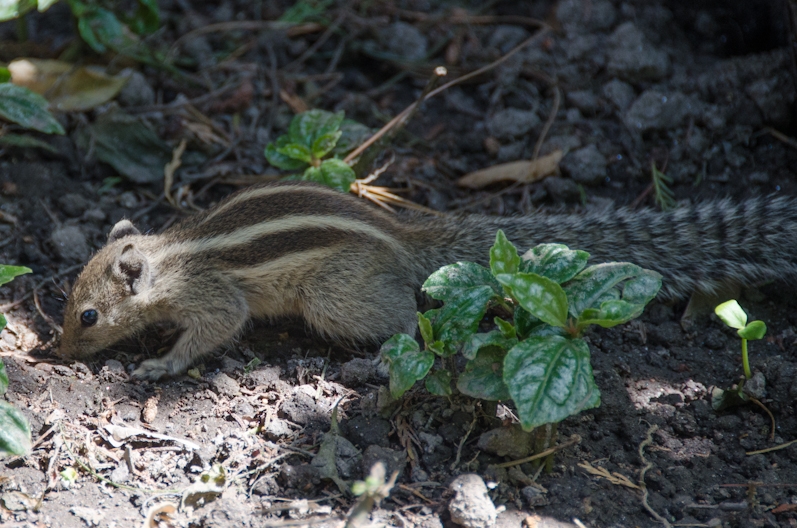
xmin=741 ymin=338 xmax=752 ymax=379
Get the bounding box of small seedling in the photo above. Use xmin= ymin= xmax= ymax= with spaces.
xmin=381 ymin=232 xmax=662 ymax=431
xmin=711 ymin=299 xmax=768 ymax=412
xmin=264 ymin=109 xmax=370 ymax=192
xmin=714 ymin=299 xmax=766 ymax=380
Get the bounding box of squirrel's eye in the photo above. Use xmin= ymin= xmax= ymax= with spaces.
xmin=81 ymin=309 xmax=98 ymax=327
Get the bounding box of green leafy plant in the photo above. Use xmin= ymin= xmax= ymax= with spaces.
xmin=0 ymin=265 xmax=33 ymax=458
xmin=264 ymin=109 xmax=370 ymax=192
xmin=1 ymin=0 xmax=159 ymax=56
xmin=381 ymin=233 xmax=662 ymax=430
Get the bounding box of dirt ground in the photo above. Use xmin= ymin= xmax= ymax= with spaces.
xmin=2 ymin=0 xmax=797 ymax=527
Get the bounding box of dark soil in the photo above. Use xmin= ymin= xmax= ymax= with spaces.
xmin=2 ymin=1 xmax=797 ymax=527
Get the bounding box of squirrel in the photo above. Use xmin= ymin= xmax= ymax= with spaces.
xmin=58 ymin=181 xmax=797 ymax=380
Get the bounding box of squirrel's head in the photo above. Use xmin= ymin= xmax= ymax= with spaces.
xmin=59 ymin=220 xmax=152 ymax=359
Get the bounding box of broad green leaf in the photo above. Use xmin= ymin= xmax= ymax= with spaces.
xmin=265 ymin=141 xmax=307 ymax=171
xmin=316 ymin=158 xmax=356 ymax=192
xmin=423 ymin=262 xmax=502 ymax=304
xmin=490 ymin=230 xmax=520 ymax=276
xmin=461 ymin=330 xmax=517 ymax=360
xmin=495 ymin=317 xmax=516 ymax=339
xmin=77 ymin=6 xmax=137 ymax=54
xmin=425 ymin=285 xmax=496 ymax=354
xmin=311 ymin=130 xmax=342 ymax=159
xmin=0 ymin=358 xmax=7 ymax=395
xmin=565 ymin=263 xmax=657 ymax=317
xmin=457 ymin=347 xmax=510 ymax=401
xmin=504 ymin=336 xmax=600 ymax=430
xmin=495 ymin=273 xmax=568 ymax=328
xmin=520 ymin=244 xmax=589 ymax=283
xmin=74 ymin=108 xmax=171 ymax=183
xmin=0 ymin=84 xmax=64 ymax=134
xmin=622 ymin=270 xmax=662 ymax=306
xmin=380 ymin=334 xmax=433 ymax=399
xmin=715 ymin=299 xmax=747 ymax=330
xmin=0 ymin=133 xmax=59 ymax=153
xmin=334 ymin=120 xmax=371 ymax=154
xmin=577 ymin=300 xmax=645 ymax=329
xmin=739 ymin=320 xmax=766 ymax=340
xmin=289 ymin=109 xmax=344 ymax=147
xmin=0 ymin=265 xmax=31 ymax=287
xmin=0 ymin=68 xmax=9 ymax=83
xmin=418 ymin=312 xmax=434 ymax=347
xmin=425 ymin=369 xmax=452 ymax=396
xmin=0 ymin=400 xmax=31 ymax=457
xmin=276 ymin=143 xmax=313 ymax=164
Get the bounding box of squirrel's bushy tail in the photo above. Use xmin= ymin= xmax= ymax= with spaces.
xmin=404 ymin=196 xmax=797 ymax=299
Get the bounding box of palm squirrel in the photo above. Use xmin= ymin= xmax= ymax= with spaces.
xmin=58 ymin=181 xmax=797 ymax=380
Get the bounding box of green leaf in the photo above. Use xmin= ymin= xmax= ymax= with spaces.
xmin=461 ymin=330 xmax=517 ymax=360
xmin=74 ymin=107 xmax=171 ymax=183
xmin=495 ymin=317 xmax=516 ymax=339
xmin=334 ymin=120 xmax=371 ymax=154
xmin=0 ymin=0 xmax=37 ymax=21
xmin=490 ymin=230 xmax=520 ymax=276
xmin=311 ymin=130 xmax=342 ymax=159
xmin=0 ymin=68 xmax=10 ymax=83
xmin=380 ymin=334 xmax=434 ymax=399
xmin=418 ymin=312 xmax=434 ymax=347
xmin=423 ymin=262 xmax=502 ymax=304
xmin=0 ymin=84 xmax=64 ymax=134
xmin=0 ymin=133 xmax=59 ymax=153
xmin=424 ymin=285 xmax=494 ymax=355
xmin=276 ymin=143 xmax=313 ymax=164
xmin=577 ymin=300 xmax=645 ymax=329
xmin=715 ymin=299 xmax=747 ymax=330
xmin=76 ymin=6 xmax=137 ymax=54
xmin=739 ymin=320 xmax=767 ymax=340
xmin=504 ymin=336 xmax=600 ymax=430
xmin=0 ymin=265 xmax=31 ymax=287
xmin=316 ymin=158 xmax=356 ymax=192
xmin=457 ymin=346 xmax=511 ymax=401
xmin=425 ymin=369 xmax=452 ymax=396
xmin=520 ymin=244 xmax=589 ymax=283
xmin=0 ymin=400 xmax=31 ymax=457
xmin=265 ymin=141 xmax=308 ymax=171
xmin=565 ymin=263 xmax=661 ymax=318
xmin=0 ymin=358 xmax=7 ymax=395
xmin=289 ymin=109 xmax=344 ymax=147
xmin=495 ymin=273 xmax=568 ymax=328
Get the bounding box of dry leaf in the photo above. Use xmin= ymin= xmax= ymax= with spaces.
xmin=9 ymin=58 xmax=128 ymax=112
xmin=578 ymin=461 xmax=640 ymax=490
xmin=457 ymin=149 xmax=563 ymax=189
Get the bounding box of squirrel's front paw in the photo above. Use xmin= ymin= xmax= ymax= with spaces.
xmin=132 ymin=359 xmax=173 ymax=381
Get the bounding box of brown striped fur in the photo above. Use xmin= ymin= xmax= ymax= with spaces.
xmin=59 ymin=182 xmax=797 ymax=380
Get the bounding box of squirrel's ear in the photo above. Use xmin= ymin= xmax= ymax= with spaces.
xmin=108 ymin=220 xmax=141 ymax=243
xmin=113 ymin=244 xmax=151 ymax=295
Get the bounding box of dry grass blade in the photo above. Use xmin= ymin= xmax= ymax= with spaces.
xmin=578 ymin=461 xmax=641 ymax=490
xmin=457 ymin=150 xmax=563 ymax=189
xmin=164 ymin=139 xmax=187 ymax=207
